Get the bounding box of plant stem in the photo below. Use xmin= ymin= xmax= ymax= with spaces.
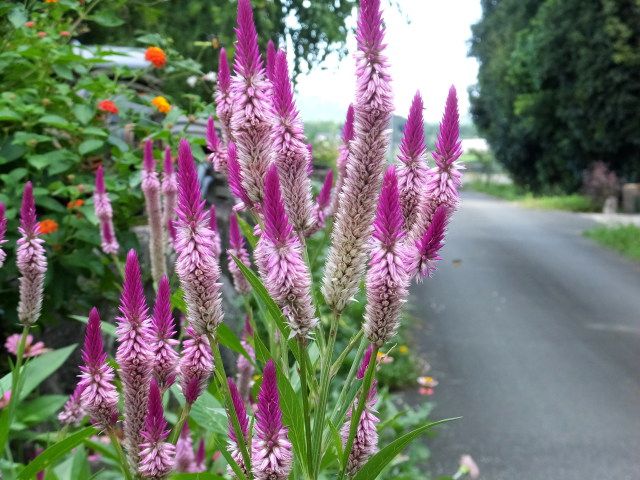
xmin=111 ymin=253 xmax=125 ymax=280
xmin=298 ymin=338 xmax=314 ymax=477
xmin=330 ymin=329 xmax=364 ymax=378
xmin=107 ymin=430 xmax=133 ymax=480
xmin=338 ymin=344 xmax=379 ymax=480
xmin=168 ymin=403 xmax=191 ymax=445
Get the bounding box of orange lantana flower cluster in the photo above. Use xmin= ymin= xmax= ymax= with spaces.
xmin=145 ymin=47 xmax=166 ymax=68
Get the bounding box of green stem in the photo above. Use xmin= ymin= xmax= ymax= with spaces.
xmin=330 ymin=329 xmax=364 ymax=378
xmin=107 ymin=430 xmax=133 ymax=480
xmin=338 ymin=345 xmax=379 ymax=480
xmin=298 ymin=338 xmax=314 ymax=477
xmin=169 ymin=404 xmax=191 ymax=445
xmin=111 ymin=254 xmax=125 ymax=280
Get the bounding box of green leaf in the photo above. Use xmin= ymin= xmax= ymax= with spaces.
xmin=107 ymin=135 xmax=129 ymax=153
xmin=170 ymin=473 xmax=226 ymax=480
xmin=236 ymin=216 xmax=258 ymax=249
xmin=275 ymin=365 xmax=306 ymax=462
xmin=183 ymin=391 xmax=227 ymax=435
xmin=170 ymin=287 xmax=187 ymax=314
xmin=351 ymin=418 xmax=460 ymax=480
xmin=89 ymin=10 xmax=125 ymax=27
xmin=0 ymin=344 xmax=77 ymax=401
xmin=83 ymin=127 xmax=109 ymax=138
xmin=34 ymin=196 xmax=65 ymax=213
xmin=69 ymin=315 xmax=117 ymax=337
xmin=53 ymin=64 xmax=74 ymax=81
xmin=0 ymin=109 xmax=22 ymax=121
xmin=17 ymin=426 xmax=96 ymax=479
xmin=38 ymin=115 xmax=72 ymax=129
xmin=79 ymin=139 xmax=104 ymax=155
xmin=17 ymin=395 xmax=68 ymax=425
xmin=8 ymin=5 xmax=28 ymax=28
xmin=73 ymin=105 xmax=95 ymax=125
xmin=217 ymin=324 xmax=250 ymax=360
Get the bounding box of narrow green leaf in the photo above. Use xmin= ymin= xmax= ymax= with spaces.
xmin=328 ymin=419 xmax=343 ymax=460
xmin=79 ymin=139 xmax=104 ymax=155
xmin=351 ymin=418 xmax=460 ymax=480
xmin=275 ymin=365 xmax=306 ymax=462
xmin=17 ymin=426 xmax=96 ymax=479
xmin=17 ymin=395 xmax=68 ymax=425
xmin=217 ymin=324 xmax=250 ymax=360
xmin=70 ymin=315 xmax=117 ymax=336
xmin=210 ymin=435 xmax=249 ymax=480
xmin=236 ymin=216 xmax=258 ymax=249
xmin=38 ymin=115 xmax=71 ymax=129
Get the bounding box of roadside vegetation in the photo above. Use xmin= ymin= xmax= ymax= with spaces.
xmin=585 ymin=225 xmax=640 ymax=262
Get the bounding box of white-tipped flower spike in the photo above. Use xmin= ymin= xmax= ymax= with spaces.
xmin=150 ymin=276 xmax=179 ymax=394
xmin=139 ymin=379 xmax=175 ymax=479
xmin=306 ymin=169 xmax=334 ymax=237
xmin=228 ymin=213 xmax=252 ymax=295
xmin=207 ymin=116 xmax=229 ymax=177
xmin=58 ymin=383 xmax=86 ymax=427
xmin=0 ymin=202 xmax=7 ymax=268
xmin=161 ymin=147 xmax=178 ymax=247
xmin=270 ymin=49 xmax=314 ymax=234
xmin=328 ymin=105 xmax=355 ymax=216
xmin=322 ymin=0 xmax=394 ymax=313
xmin=208 ymin=204 xmax=222 ymax=261
xmin=236 ymin=317 xmax=255 ymax=402
xmin=94 ymin=166 xmax=119 ymax=255
xmin=142 ymin=139 xmax=167 ymax=285
xmin=215 ymin=47 xmax=234 ymax=144
xmin=408 ymin=204 xmax=448 ymax=282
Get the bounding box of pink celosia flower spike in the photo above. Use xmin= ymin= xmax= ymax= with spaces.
xmin=192 ymin=439 xmax=206 ymax=472
xmin=397 ymin=92 xmax=429 ymax=232
xmin=78 ymin=307 xmax=119 ymax=432
xmin=328 ymin=105 xmax=355 ymax=216
xmin=116 ymin=250 xmax=154 ymax=471
xmin=94 ymin=166 xmax=119 ymax=255
xmin=341 ymin=345 xmax=379 ymax=476
xmin=227 ymin=142 xmax=253 ymax=209
xmin=363 ymin=166 xmax=410 ymax=347
xmin=208 ymin=204 xmax=222 ymax=261
xmin=230 ymin=0 xmax=274 ymax=206
xmin=236 ymin=316 xmax=255 ymax=402
xmin=175 ymin=138 xmax=225 ymax=335
xmin=306 ymin=169 xmax=334 ymax=237
xmin=0 ymin=202 xmax=7 ymax=268
xmin=266 ymin=39 xmax=277 ymax=82
xmin=207 ymin=116 xmax=229 ymax=177
xmin=143 ymin=139 xmax=167 ymax=285
xmin=150 ymin=275 xmax=179 ymax=394
xmin=271 ymin=49 xmax=314 ymax=235
xmin=139 ymin=379 xmax=175 ymax=479
xmin=409 ymin=204 xmax=448 ymax=282
xmin=174 ymin=424 xmax=196 ymax=473
xmin=17 ymin=182 xmax=47 ymax=327
xmin=161 ymin=147 xmax=178 ymax=247
xmin=228 ymin=213 xmax=252 ymax=295
xmin=254 ymin=165 xmax=317 ymax=339
xmin=322 ymin=0 xmax=394 ymax=313
xmin=227 ymin=378 xmax=250 ymax=478
xmin=215 ymin=48 xmax=233 ymax=144
xmin=58 ymin=382 xmax=86 ymax=427
xmin=252 ymin=359 xmax=292 ymax=480
xmin=179 ymin=327 xmax=214 ymax=405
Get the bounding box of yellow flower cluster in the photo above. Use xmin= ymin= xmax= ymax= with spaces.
xmin=151 ymin=96 xmax=171 ymax=114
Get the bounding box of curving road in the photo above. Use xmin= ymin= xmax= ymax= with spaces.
xmin=409 ymin=191 xmax=640 ymax=480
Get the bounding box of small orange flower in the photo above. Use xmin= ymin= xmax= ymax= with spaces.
xmin=24 ymin=21 xmax=36 ymax=28
xmin=151 ymin=96 xmax=171 ymax=114
xmin=145 ymin=47 xmax=166 ymax=68
xmin=97 ymin=100 xmax=118 ymax=115
xmin=67 ymin=199 xmax=84 ymax=209
xmin=45 ymin=0 xmax=57 ymax=3
xmin=39 ymin=219 xmax=58 ymax=234
xmin=37 ymin=31 xmax=46 ymax=38
xmin=59 ymin=30 xmax=71 ymax=37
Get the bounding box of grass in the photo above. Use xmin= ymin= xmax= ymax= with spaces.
xmin=465 ymin=181 xmax=597 ymax=212
xmin=585 ymin=224 xmax=640 ymax=261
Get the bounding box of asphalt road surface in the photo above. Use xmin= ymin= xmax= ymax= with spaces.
xmin=409 ymin=191 xmax=640 ymax=480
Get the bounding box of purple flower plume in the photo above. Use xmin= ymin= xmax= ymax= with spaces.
xmin=116 ymin=250 xmax=154 ymax=470
xmin=78 ymin=307 xmax=119 ymax=431
xmin=193 ymin=439 xmax=206 ymax=472
xmin=306 ymin=169 xmax=334 ymax=237
xmin=230 ymin=0 xmax=274 ymax=206
xmin=364 ymin=166 xmax=410 ymax=347
xmin=94 ymin=166 xmax=119 ymax=255
xmin=227 ymin=142 xmax=253 ymax=209
xmin=328 ymin=105 xmax=355 ymax=216
xmin=139 ymin=379 xmax=175 ymax=479
xmin=207 ymin=116 xmax=229 ymax=177
xmin=0 ymin=202 xmax=7 ymax=268
xmin=228 ymin=213 xmax=252 ymax=295
xmin=58 ymin=382 xmax=86 ymax=427
xmin=215 ymin=48 xmax=234 ymax=145
xmin=175 ymin=138 xmax=225 ymax=335
xmin=271 ymin=49 xmax=314 ymax=234
xmin=409 ymin=204 xmax=448 ymax=282
xmin=143 ymin=139 xmax=167 ymax=284
xmin=151 ymin=276 xmax=179 ymax=394
xmin=179 ymin=328 xmax=214 ymax=405
xmin=254 ymin=165 xmax=317 ymax=339
xmin=208 ymin=204 xmax=222 ymax=261
xmin=227 ymin=378 xmax=250 ymax=478
xmin=397 ymin=92 xmax=429 ymax=232
xmin=252 ymin=360 xmax=292 ymax=480
xmin=341 ymin=345 xmax=379 ymax=477
xmin=236 ymin=316 xmax=255 ymax=402
xmin=322 ymin=0 xmax=394 ymax=313
xmin=266 ymin=39 xmax=277 ymax=82
xmin=174 ymin=424 xmax=196 ymax=473
xmin=17 ymin=182 xmax=47 ymax=326
xmin=162 ymin=147 xmax=178 ymax=247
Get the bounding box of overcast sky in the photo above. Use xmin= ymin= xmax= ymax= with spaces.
xmin=294 ymin=0 xmax=482 ymax=124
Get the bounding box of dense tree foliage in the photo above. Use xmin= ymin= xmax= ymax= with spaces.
xmin=470 ymin=0 xmax=640 ymax=192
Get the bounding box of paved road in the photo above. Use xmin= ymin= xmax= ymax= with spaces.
xmin=409 ymin=191 xmax=640 ymax=480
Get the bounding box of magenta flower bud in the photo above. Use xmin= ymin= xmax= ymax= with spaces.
xmin=228 ymin=213 xmax=252 ymax=295
xmin=94 ymin=166 xmax=119 ymax=255
xmin=227 ymin=142 xmax=253 ymax=209
xmin=17 ymin=182 xmax=47 ymax=326
xmin=174 ymin=424 xmax=196 ymax=473
xmin=179 ymin=328 xmax=214 ymax=405
xmin=364 ymin=166 xmax=410 ymax=347
xmin=207 ymin=116 xmax=229 ymax=177
xmin=306 ymin=169 xmax=334 ymax=237
xmin=58 ymin=382 xmax=86 ymax=427
xmin=322 ymin=0 xmax=394 ymax=313
xmin=328 ymin=105 xmax=355 ymax=216
xmin=139 ymin=379 xmax=175 ymax=479
xmin=143 ymin=139 xmax=167 ymax=285
xmin=78 ymin=307 xmax=119 ymax=431
xmin=236 ymin=316 xmax=255 ymax=402
xmin=192 ymin=439 xmax=206 ymax=472
xmin=0 ymin=202 xmax=7 ymax=268
xmin=409 ymin=205 xmax=447 ymax=282
xmin=306 ymin=143 xmax=314 ymax=175
xmin=162 ymin=147 xmax=178 ymax=247
xmin=254 ymin=165 xmax=317 ymax=339
xmin=215 ymin=48 xmax=234 ymax=144
xmin=397 ymin=92 xmax=429 ymax=232
xmin=175 ymin=138 xmax=225 ymax=335
xmin=227 ymin=378 xmax=250 ymax=478
xmin=208 ymin=204 xmax=222 ymax=261
xmin=116 ymin=250 xmax=154 ymax=470
xmin=150 ymin=276 xmax=179 ymax=394
xmin=266 ymin=39 xmax=277 ymax=82
xmin=341 ymin=345 xmax=379 ymax=476
xmin=230 ymin=0 xmax=274 ymax=206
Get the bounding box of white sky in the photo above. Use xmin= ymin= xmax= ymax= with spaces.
xmin=293 ymin=0 xmax=482 ymax=124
